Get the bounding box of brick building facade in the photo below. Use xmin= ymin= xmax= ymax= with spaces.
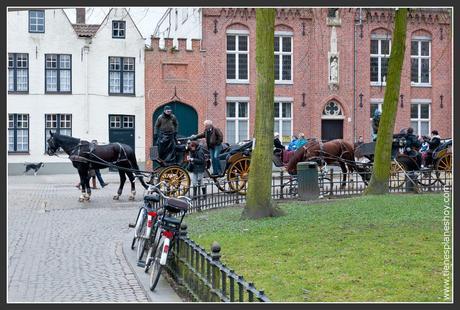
xmin=145 ymin=8 xmax=452 ymax=168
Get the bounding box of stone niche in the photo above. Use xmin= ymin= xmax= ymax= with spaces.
xmin=326 ymin=8 xmax=341 ymax=26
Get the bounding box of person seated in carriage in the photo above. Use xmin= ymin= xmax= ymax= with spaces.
xmin=371 ymin=110 xmax=381 ymax=141
xmin=154 ymin=105 xmax=179 ymax=165
xmin=404 ymin=127 xmax=422 ymax=165
xmin=287 ymin=135 xmax=298 ymax=151
xmin=421 ymin=130 xmax=441 ymax=167
xmin=274 ymin=132 xmax=285 ymax=151
xmin=295 ymin=133 xmax=308 ymax=149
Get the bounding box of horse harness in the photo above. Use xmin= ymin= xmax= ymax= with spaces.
xmin=302 ymin=140 xmax=351 ymax=164
xmin=68 ymin=141 xmax=134 ymax=169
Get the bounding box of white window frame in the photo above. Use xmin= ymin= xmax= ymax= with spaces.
xmin=8 ymin=113 xmax=29 ymax=153
xmin=274 ymin=100 xmax=293 ymax=144
xmin=45 ymin=114 xmax=72 ymax=152
xmin=370 ymin=36 xmax=391 ymax=86
xmin=226 ymin=30 xmax=250 ymax=84
xmin=275 ymin=32 xmax=293 ymax=84
xmin=410 ymin=100 xmax=431 ymax=137
xmin=226 ymin=99 xmax=250 ymax=144
xmin=411 ymin=37 xmax=432 ymax=87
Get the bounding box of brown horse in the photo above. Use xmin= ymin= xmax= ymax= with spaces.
xmin=287 ymin=139 xmax=369 ymax=187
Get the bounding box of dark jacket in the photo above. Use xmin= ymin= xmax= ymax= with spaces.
xmin=274 ymin=138 xmax=285 ymax=150
xmin=428 ymin=135 xmax=441 ymax=150
xmin=155 ymin=113 xmax=178 ymax=133
xmin=405 ymin=134 xmax=421 ymax=150
xmin=187 ymin=145 xmax=206 ymax=173
xmin=196 ymin=126 xmax=223 ymax=149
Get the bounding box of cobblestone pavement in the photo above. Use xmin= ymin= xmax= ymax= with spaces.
xmin=7 ymin=173 xmax=181 ymax=303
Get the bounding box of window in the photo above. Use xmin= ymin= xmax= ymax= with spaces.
xmin=410 ymin=102 xmax=430 ymax=136
xmin=45 ymin=114 xmax=72 ymax=151
xmin=8 ymin=53 xmax=29 ymax=93
xmin=109 ymin=115 xmax=135 ymax=128
xmin=274 ymin=102 xmax=292 ymax=144
xmin=109 ymin=57 xmax=135 ymax=95
xmin=112 ymin=21 xmax=126 ymax=38
xmin=275 ymin=35 xmax=293 ymax=83
xmin=8 ymin=114 xmax=29 ymax=153
xmin=29 ymin=10 xmax=45 ymax=33
xmin=45 ymin=54 xmax=72 ymax=93
xmin=226 ymin=101 xmax=249 ymax=144
xmin=226 ymin=33 xmax=249 ymax=82
xmin=370 ymin=100 xmax=383 ymax=137
xmin=370 ymin=37 xmax=391 ymax=85
xmin=411 ymin=38 xmax=431 ymax=85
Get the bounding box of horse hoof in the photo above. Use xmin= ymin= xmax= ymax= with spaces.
xmin=113 ymin=195 xmax=120 ymax=200
xmin=79 ymin=198 xmax=84 ymax=202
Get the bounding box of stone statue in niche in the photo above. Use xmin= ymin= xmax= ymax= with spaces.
xmin=328 ymin=8 xmax=338 ymax=18
xmin=330 ymin=56 xmax=338 ymax=83
xmin=326 ymin=8 xmax=341 ymax=26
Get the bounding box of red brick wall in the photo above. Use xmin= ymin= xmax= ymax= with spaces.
xmin=145 ymin=8 xmax=452 ymax=166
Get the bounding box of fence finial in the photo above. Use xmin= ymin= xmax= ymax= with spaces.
xmin=180 ymin=223 xmax=188 ymax=237
xmin=211 ymin=241 xmax=221 ymax=261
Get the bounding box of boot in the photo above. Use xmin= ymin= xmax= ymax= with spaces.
xmin=91 ymin=177 xmax=98 ymax=189
xmin=192 ymin=186 xmax=198 ymax=200
xmin=201 ymin=187 xmax=207 ymax=200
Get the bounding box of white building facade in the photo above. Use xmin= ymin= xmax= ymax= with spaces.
xmin=7 ymin=8 xmax=146 ymax=174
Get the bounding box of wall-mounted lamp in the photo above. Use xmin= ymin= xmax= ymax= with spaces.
xmin=359 ymin=23 xmax=363 ymax=38
xmin=400 ymin=94 xmax=404 ymax=108
xmin=301 ymin=92 xmax=306 ymax=107
xmin=213 ymin=91 xmax=218 ymax=106
xmin=359 ymin=92 xmax=363 ymax=108
xmin=440 ymin=94 xmax=444 ymax=109
xmin=213 ymin=20 xmax=218 ymax=34
xmin=302 ymin=22 xmax=306 ymax=36
xmin=440 ymin=27 xmax=443 ymax=40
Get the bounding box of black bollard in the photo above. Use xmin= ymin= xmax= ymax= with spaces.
xmin=297 ymin=161 xmax=320 ymax=200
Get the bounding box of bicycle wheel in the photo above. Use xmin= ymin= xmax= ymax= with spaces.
xmin=149 ymin=238 xmax=164 ymax=291
xmin=137 ymin=217 xmax=147 ymax=261
xmin=144 ymin=227 xmax=162 ymax=273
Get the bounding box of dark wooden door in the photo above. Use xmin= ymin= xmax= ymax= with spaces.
xmin=321 ymin=119 xmax=343 ymax=141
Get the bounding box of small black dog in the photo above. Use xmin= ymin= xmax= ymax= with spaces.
xmin=24 ymin=162 xmax=45 ymax=176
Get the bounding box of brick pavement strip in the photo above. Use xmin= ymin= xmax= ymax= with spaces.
xmin=7 ymin=174 xmax=183 ymax=303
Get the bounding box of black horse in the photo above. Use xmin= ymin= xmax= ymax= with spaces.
xmin=47 ymin=131 xmax=147 ymax=202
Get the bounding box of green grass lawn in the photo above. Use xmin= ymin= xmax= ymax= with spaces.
xmin=184 ymin=194 xmax=450 ymax=302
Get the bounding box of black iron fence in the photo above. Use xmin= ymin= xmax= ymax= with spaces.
xmin=164 ymin=225 xmax=270 ymax=302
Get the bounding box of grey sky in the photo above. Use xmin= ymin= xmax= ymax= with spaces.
xmin=63 ymin=7 xmax=168 ymax=45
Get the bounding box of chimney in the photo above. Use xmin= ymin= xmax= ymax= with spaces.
xmin=76 ymin=8 xmax=86 ymax=24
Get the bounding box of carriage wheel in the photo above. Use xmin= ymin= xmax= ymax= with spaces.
xmin=158 ymin=166 xmax=191 ymax=197
xmin=435 ymin=152 xmax=452 ymax=186
xmin=389 ymin=160 xmax=406 ymax=189
xmin=227 ymin=157 xmax=251 ymax=195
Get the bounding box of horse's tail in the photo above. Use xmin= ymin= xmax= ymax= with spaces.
xmin=126 ymin=146 xmax=148 ymax=190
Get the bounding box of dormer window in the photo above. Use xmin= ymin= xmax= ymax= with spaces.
xmin=29 ymin=10 xmax=45 ymax=33
xmin=112 ymin=21 xmax=126 ymax=39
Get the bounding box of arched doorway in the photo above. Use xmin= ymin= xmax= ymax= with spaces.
xmin=321 ymin=100 xmax=344 ymax=141
xmin=152 ymin=101 xmax=198 ymax=141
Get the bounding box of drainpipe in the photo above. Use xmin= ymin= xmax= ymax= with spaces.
xmin=353 ymin=8 xmax=363 ymax=143
xmin=84 ymin=45 xmax=90 ymax=135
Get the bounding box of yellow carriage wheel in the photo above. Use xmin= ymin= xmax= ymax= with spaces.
xmin=158 ymin=166 xmax=191 ymax=197
xmin=389 ymin=160 xmax=406 ymax=189
xmin=435 ymin=152 xmax=452 ymax=186
xmin=227 ymin=157 xmax=251 ymax=195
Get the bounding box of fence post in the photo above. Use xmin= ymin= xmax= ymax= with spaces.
xmin=280 ymin=170 xmax=284 ymax=199
xmin=177 ymin=223 xmax=188 ymax=284
xmin=211 ymin=241 xmax=222 ymax=302
xmin=297 ymin=162 xmax=320 ymax=201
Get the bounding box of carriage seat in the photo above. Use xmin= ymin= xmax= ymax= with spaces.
xmin=165 ymin=197 xmax=189 ymax=213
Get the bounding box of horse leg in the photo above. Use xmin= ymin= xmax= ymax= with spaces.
xmin=126 ymin=172 xmax=136 ymax=201
xmin=339 ymin=162 xmax=348 ymax=188
xmin=78 ymin=170 xmax=87 ymax=202
xmin=84 ymin=173 xmax=91 ymax=201
xmin=113 ymin=171 xmax=126 ymax=200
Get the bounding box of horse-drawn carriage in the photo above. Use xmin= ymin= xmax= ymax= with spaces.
xmin=355 ymin=133 xmax=452 ymax=188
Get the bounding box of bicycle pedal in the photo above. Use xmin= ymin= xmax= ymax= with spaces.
xmin=137 ymin=260 xmax=146 ymax=268
xmin=128 ymin=223 xmax=136 ymax=228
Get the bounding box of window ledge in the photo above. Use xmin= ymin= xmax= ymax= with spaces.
xmin=108 ymin=93 xmax=136 ymax=97
xmin=370 ymin=82 xmax=387 ymax=87
xmin=8 ymin=91 xmax=29 ymax=95
xmin=411 ymin=83 xmax=432 ymax=88
xmin=44 ymin=92 xmax=73 ymax=95
xmin=275 ymin=81 xmax=293 ymax=85
xmin=8 ymin=152 xmax=30 ymax=155
xmin=226 ymin=80 xmax=250 ymax=85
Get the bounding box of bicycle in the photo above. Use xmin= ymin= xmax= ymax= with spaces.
xmin=145 ymin=194 xmax=191 ymax=291
xmin=128 ymin=181 xmax=168 ymax=263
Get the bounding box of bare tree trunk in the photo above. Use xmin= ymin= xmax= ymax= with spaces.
xmin=365 ymin=8 xmax=408 ymax=195
xmin=242 ymin=8 xmax=283 ymax=219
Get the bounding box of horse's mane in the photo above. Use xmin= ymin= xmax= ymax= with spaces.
xmin=53 ymin=133 xmax=81 ymax=145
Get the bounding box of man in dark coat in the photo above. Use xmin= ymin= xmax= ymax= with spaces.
xmin=274 ymin=132 xmax=285 ymax=151
xmin=187 ymin=141 xmax=206 ymax=199
xmin=371 ymin=110 xmax=381 ymax=141
xmin=404 ymin=127 xmax=422 ymax=164
xmin=154 ymin=106 xmax=178 ymax=164
xmin=191 ymin=120 xmax=224 ymax=176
